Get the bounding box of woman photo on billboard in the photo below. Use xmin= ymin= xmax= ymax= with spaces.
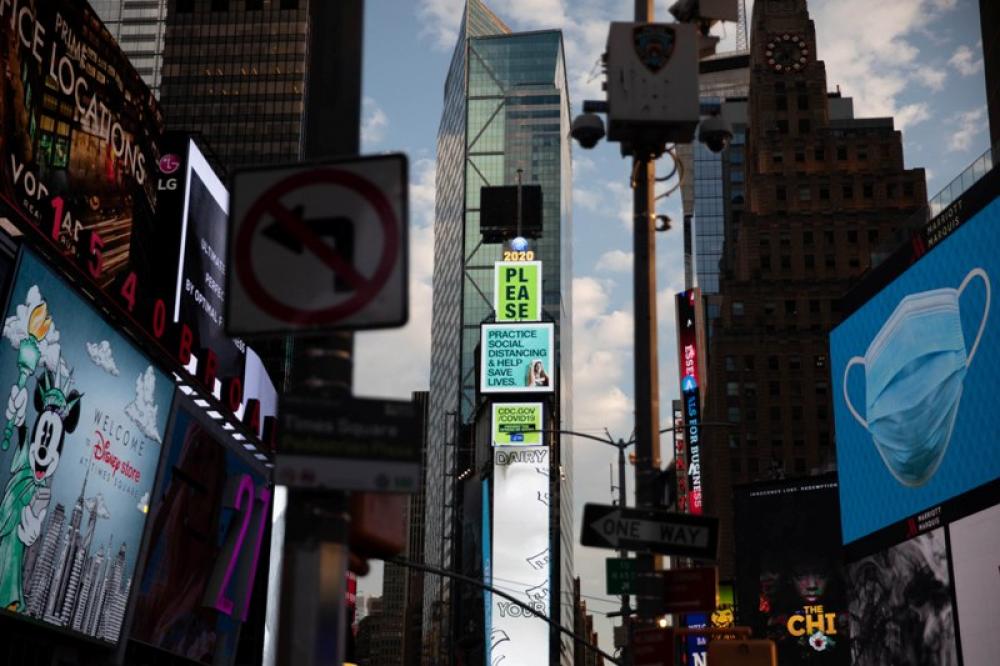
xmin=525 ymin=359 xmax=549 ymax=387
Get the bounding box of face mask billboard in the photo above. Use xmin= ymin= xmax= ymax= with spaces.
xmin=491 ymin=403 xmax=544 ymax=447
xmin=131 ymin=399 xmax=271 ymax=665
xmin=480 ymin=323 xmax=554 ymax=394
xmin=0 ymin=248 xmax=173 ymax=644
xmin=831 ymin=195 xmax=1000 ymax=544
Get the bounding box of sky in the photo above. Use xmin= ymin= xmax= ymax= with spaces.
xmin=349 ymin=0 xmax=990 ymax=654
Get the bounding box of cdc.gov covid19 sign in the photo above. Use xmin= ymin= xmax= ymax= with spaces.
xmin=832 ymin=195 xmax=1000 ymax=544
xmin=0 ymin=249 xmax=173 ymax=644
xmin=480 ymin=323 xmax=554 ymax=394
xmin=491 ymin=403 xmax=543 ymax=446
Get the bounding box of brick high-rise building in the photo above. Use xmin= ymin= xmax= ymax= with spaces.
xmin=701 ymin=0 xmax=926 ymax=579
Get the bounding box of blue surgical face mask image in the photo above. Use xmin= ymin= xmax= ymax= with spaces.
xmin=843 ymin=268 xmax=990 ymax=487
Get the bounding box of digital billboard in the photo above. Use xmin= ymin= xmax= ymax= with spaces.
xmin=0 ymin=248 xmax=173 ymax=644
xmin=0 ymin=0 xmax=163 ymax=286
xmin=491 ymin=402 xmax=544 ymax=446
xmin=733 ymin=476 xmax=849 ymax=665
xmin=675 ymin=289 xmax=705 ymax=514
xmin=489 ymin=446 xmax=550 ymax=666
xmin=948 ymin=502 xmax=1000 ymax=664
xmin=494 ymin=261 xmax=542 ymax=322
xmin=131 ymin=399 xmax=271 ymax=664
xmin=846 ymin=528 xmax=957 ymax=666
xmin=832 ymin=194 xmax=1000 ymax=543
xmin=480 ymin=323 xmax=554 ymax=394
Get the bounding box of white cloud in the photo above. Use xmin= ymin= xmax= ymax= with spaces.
xmin=354 ymin=159 xmax=436 ymax=398
xmin=811 ymin=0 xmax=958 ymax=129
xmin=125 ymin=365 xmax=162 ymax=443
xmin=417 ymin=0 xmax=464 ymax=51
xmin=595 ymin=250 xmax=632 ymax=273
xmin=948 ymin=44 xmax=983 ymax=77
xmin=948 ymin=108 xmax=986 ymax=153
xmin=361 ymin=97 xmax=389 ymax=146
xmin=573 ymin=187 xmax=601 ymax=212
xmin=86 ymin=340 xmax=119 ymax=376
xmin=913 ymin=66 xmax=946 ymax=91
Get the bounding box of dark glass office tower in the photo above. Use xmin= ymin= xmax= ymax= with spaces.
xmin=92 ymin=1 xmax=168 ymax=98
xmin=426 ymin=1 xmax=574 ymax=663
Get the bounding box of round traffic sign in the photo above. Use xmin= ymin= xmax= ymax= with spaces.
xmin=235 ymin=168 xmax=399 ymax=324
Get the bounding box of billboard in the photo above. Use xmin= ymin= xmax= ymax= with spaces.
xmin=131 ymin=399 xmax=271 ymax=664
xmin=733 ymin=476 xmax=849 ymax=665
xmin=0 ymin=0 xmax=163 ymax=287
xmin=675 ymin=289 xmax=705 ymax=514
xmin=0 ymin=248 xmax=173 ymax=643
xmin=494 ymin=261 xmax=542 ymax=322
xmin=489 ymin=446 xmax=550 ymax=666
xmin=480 ymin=323 xmax=554 ymax=394
xmin=684 ymin=584 xmax=735 ymax=666
xmin=846 ymin=528 xmax=958 ymax=666
xmin=831 ymin=194 xmax=1000 ymax=544
xmin=491 ymin=402 xmax=544 ymax=446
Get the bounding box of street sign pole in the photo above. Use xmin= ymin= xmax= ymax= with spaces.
xmin=275 ymin=2 xmax=362 ymax=666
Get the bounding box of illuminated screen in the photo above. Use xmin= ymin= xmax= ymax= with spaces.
xmin=489 ymin=446 xmax=550 ymax=665
xmin=0 ymin=248 xmax=174 ymax=644
xmin=847 ymin=528 xmax=957 ymax=666
xmin=733 ymin=476 xmax=849 ymax=665
xmin=831 ymin=196 xmax=1000 ymax=543
xmin=131 ymin=399 xmax=271 ymax=664
xmin=948 ymin=503 xmax=1000 ymax=664
xmin=480 ymin=323 xmax=555 ymax=394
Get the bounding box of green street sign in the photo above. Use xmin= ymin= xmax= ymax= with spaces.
xmin=606 ymin=557 xmax=637 ymax=595
xmin=491 ymin=402 xmax=544 ymax=446
xmin=495 ymin=260 xmax=542 ymax=321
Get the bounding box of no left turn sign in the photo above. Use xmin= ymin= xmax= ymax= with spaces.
xmin=226 ymin=154 xmax=408 ymax=336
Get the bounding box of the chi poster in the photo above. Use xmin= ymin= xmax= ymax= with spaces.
xmin=0 ymin=249 xmax=173 ymax=644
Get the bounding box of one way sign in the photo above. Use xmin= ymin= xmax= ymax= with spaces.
xmin=581 ymin=504 xmax=719 ymax=560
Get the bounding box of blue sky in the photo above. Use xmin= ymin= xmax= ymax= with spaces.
xmin=351 ymin=0 xmax=990 ymax=650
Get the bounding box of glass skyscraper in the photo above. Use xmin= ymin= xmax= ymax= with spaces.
xmin=92 ymin=1 xmax=168 ymax=98
xmin=426 ymin=1 xmax=574 ymax=663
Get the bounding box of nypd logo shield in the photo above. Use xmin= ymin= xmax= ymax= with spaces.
xmin=633 ymin=24 xmax=676 ymax=72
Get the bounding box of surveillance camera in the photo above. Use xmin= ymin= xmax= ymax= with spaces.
xmin=698 ymin=113 xmax=733 ymax=153
xmin=571 ymin=113 xmax=606 ymax=149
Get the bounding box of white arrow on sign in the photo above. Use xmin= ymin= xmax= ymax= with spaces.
xmin=590 ymin=510 xmax=710 ymax=549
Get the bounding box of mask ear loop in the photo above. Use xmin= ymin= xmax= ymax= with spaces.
xmin=843 ymin=357 xmax=867 ymax=429
xmin=958 ymin=268 xmax=990 ymax=368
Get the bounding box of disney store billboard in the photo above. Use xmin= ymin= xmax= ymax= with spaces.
xmin=0 ymin=248 xmax=173 ymax=644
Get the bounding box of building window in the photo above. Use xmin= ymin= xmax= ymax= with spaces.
xmin=748 ymin=458 xmax=760 ymax=475
xmin=815 ymin=354 xmax=827 ymax=368
xmin=773 ymin=152 xmax=784 ymax=164
xmin=768 ymin=356 xmax=779 ymax=370
xmin=728 ymin=407 xmax=741 ymax=423
xmin=814 ymin=147 xmax=825 ymax=161
xmin=745 ymin=382 xmax=757 ymax=398
xmin=211 ymin=0 xmax=229 ymax=9
xmin=794 ymin=458 xmax=807 ymax=473
xmin=785 ymin=300 xmax=797 ymax=315
xmin=795 ymin=150 xmax=805 ymax=163
xmin=776 ymin=96 xmax=788 ymax=110
xmin=732 ymin=301 xmax=745 ymax=317
xmin=868 ymin=229 xmax=879 ymax=242
xmin=247 ymin=0 xmax=263 ymax=8
xmin=809 ymin=299 xmax=820 ymax=314
xmin=843 ymin=184 xmax=854 ymax=200
xmin=280 ymin=0 xmax=299 ymax=8
xmin=780 ymin=255 xmax=791 ymax=270
xmin=177 ymin=0 xmax=194 ymax=10
xmin=804 ymin=230 xmax=814 ymax=244
xmin=729 ymin=434 xmax=740 ymax=449
xmin=777 ymin=119 xmax=789 ymax=134
xmin=904 ymin=181 xmax=915 ymax=197
xmin=744 ymin=356 xmax=755 ymax=370
xmin=818 ymin=404 xmax=829 ymax=419
xmin=725 ymin=355 xmax=737 ymax=371
xmin=850 ymin=257 xmax=861 ymax=268
xmin=776 ymin=186 xmax=786 ymax=201
xmin=863 ymin=182 xmax=874 ymax=198
xmin=769 ymin=406 xmax=781 ymax=421
xmin=732 ymin=458 xmax=742 ymax=473
xmin=761 ymin=255 xmax=772 ymax=270
xmin=837 ymin=146 xmax=847 ymax=160
xmin=798 ymin=118 xmax=811 ymax=134
xmin=847 ymin=229 xmax=858 ymax=243
xmin=819 ymin=186 xmax=830 ymax=200
xmin=815 ymin=382 xmax=828 ymax=395
xmin=769 ymin=381 xmax=780 ymax=396
xmin=825 ymin=255 xmax=835 ymax=269
xmin=798 ymin=185 xmax=811 ymax=201
xmin=858 ymin=145 xmax=868 ymax=160
xmin=789 ymin=355 xmax=801 ymax=370
xmin=797 ymin=95 xmax=810 ymax=110
xmin=727 ymin=381 xmax=740 ymax=397
xmin=887 ymin=183 xmax=897 ymax=198
xmin=764 ymin=302 xmax=776 ymax=316
xmin=805 ymin=254 xmax=815 ymax=269
xmin=792 ymin=406 xmax=803 ymax=421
